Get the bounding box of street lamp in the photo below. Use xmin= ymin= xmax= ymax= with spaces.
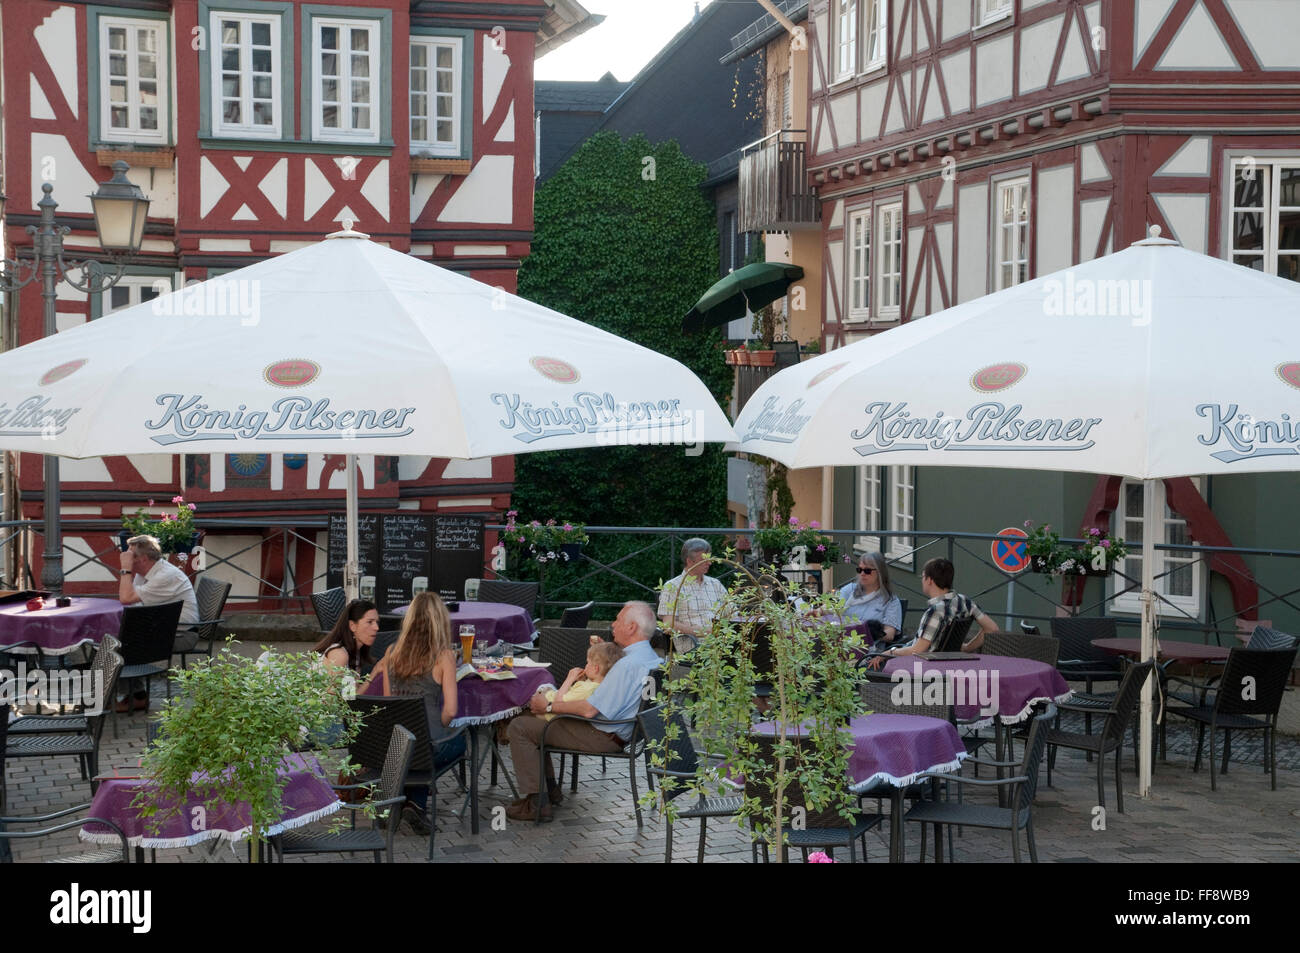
xmin=0 ymin=159 xmax=151 ymax=594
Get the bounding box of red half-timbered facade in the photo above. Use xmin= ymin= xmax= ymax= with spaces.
xmin=0 ymin=0 xmax=591 ymax=605
xmin=794 ymin=0 xmax=1300 ymax=623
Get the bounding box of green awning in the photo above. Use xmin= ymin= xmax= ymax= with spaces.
xmin=682 ymin=263 xmax=805 ymax=333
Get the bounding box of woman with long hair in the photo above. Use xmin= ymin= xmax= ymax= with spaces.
xmin=315 ymin=599 xmax=380 ymax=673
xmin=836 ymin=551 xmax=904 ymax=642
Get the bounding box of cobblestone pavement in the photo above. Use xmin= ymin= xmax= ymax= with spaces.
xmin=6 ymin=666 xmax=1298 ymax=863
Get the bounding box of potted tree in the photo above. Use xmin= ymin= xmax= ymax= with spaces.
xmin=121 ymin=496 xmax=203 ymax=557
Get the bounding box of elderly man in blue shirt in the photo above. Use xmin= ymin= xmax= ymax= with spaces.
xmin=506 ymin=600 xmax=662 ymax=822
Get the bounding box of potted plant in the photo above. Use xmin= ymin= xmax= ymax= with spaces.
xmin=121 ymin=495 xmax=202 ymax=555
xmin=644 ymin=555 xmax=865 ymax=863
xmin=553 ymin=521 xmax=589 ymax=562
xmin=501 ymin=512 xmax=589 ymax=564
xmin=753 ymin=516 xmax=842 ymax=567
xmin=1024 ymin=521 xmax=1128 ymax=576
xmin=136 ymin=640 xmax=363 ymax=863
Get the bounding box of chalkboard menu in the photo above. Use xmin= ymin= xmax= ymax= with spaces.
xmin=327 ymin=513 xmax=484 ymax=611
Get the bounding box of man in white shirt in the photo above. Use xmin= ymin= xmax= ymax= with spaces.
xmin=117 ymin=534 xmax=198 ymax=711
xmin=657 ymin=537 xmax=726 ymax=643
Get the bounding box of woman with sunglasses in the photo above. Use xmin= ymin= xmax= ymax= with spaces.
xmin=836 ymin=552 xmax=903 ymax=643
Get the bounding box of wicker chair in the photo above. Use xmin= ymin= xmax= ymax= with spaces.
xmin=1046 ymin=660 xmax=1154 ymax=813
xmin=7 ymin=635 xmax=123 ymax=738
xmin=746 ymin=733 xmax=882 ymax=863
xmin=477 ymin=580 xmax=539 ymax=619
xmin=113 ymin=601 xmax=184 ymax=734
xmin=931 ymin=616 xmax=974 ymax=653
xmin=1050 ymin=617 xmax=1123 ymax=693
xmin=904 ymin=703 xmax=1056 ymax=863
xmin=981 ymin=631 xmax=1060 ymax=665
xmin=560 ymin=601 xmax=596 ymax=628
xmin=1166 ymin=626 xmax=1297 ymax=707
xmin=1166 ymin=646 xmax=1297 ymax=791
xmin=0 ymin=802 xmax=130 ymax=864
xmin=311 ymin=587 xmax=348 ymax=636
xmin=174 ymin=575 xmax=231 ymax=668
xmin=5 ymin=649 xmax=123 ymax=801
xmin=347 ymin=695 xmax=468 ymax=861
xmin=638 ymin=705 xmax=743 ymax=863
xmin=275 ymin=725 xmax=415 ymax=863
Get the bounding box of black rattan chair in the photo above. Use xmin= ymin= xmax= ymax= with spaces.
xmin=114 ymin=601 xmax=183 ymax=735
xmin=311 ymin=587 xmax=347 ymax=636
xmin=1046 ymin=660 xmax=1154 ymax=812
xmin=347 ymin=695 xmax=468 ymax=860
xmin=931 ymin=616 xmax=974 ymax=653
xmin=560 ymin=601 xmax=595 ymax=628
xmin=1166 ymin=646 xmax=1297 ymax=791
xmin=1166 ymin=625 xmax=1297 ymax=707
xmin=174 ymin=576 xmax=230 ymax=668
xmin=276 ymin=724 xmax=414 ymax=863
xmin=982 ymin=631 xmax=1060 ymax=666
xmin=477 ymin=580 xmax=540 ymax=620
xmin=1051 ymin=617 xmax=1124 ymax=693
xmin=0 ymin=802 xmax=130 ymax=863
xmin=7 ymin=635 xmax=122 ymax=738
xmin=904 ymin=703 xmax=1056 ymax=863
xmin=638 ymin=704 xmax=742 ymax=863
xmin=5 ymin=648 xmax=123 ymax=801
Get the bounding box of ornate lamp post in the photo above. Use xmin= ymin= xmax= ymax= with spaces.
xmin=0 ymin=160 xmax=151 ymax=594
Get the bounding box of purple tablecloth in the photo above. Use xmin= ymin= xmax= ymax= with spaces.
xmin=752 ymin=714 xmax=964 ymax=790
xmin=79 ymin=753 xmax=340 ymax=848
xmin=882 ymin=655 xmax=1072 ymax=728
xmin=390 ymin=602 xmax=535 ymax=646
xmin=0 ymin=598 xmax=123 ymax=655
xmin=363 ymin=664 xmax=555 ymax=726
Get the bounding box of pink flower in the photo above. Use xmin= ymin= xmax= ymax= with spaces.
xmin=563 ymin=523 xmax=573 ymax=531
xmin=507 ymin=510 xmax=518 ymax=518
xmin=530 ymin=521 xmax=541 ymax=528
xmin=809 ymin=520 xmax=820 ymax=529
xmin=1089 ymin=528 xmax=1101 ymax=536
xmin=1023 ymin=520 xmax=1032 ymax=528
xmin=788 ymin=516 xmax=799 ymax=526
xmin=172 ymin=495 xmax=184 ymax=504
xmin=546 ymin=518 xmax=556 ymax=527
xmin=807 ymin=851 xmax=835 ymax=863
xmin=816 ymin=544 xmax=826 ymax=552
xmin=187 ymin=503 xmax=197 ymax=511
xmin=1100 ymin=539 xmax=1111 ymax=549
xmin=147 ymin=499 xmax=155 ymax=506
xmin=161 ymin=514 xmax=173 ymax=522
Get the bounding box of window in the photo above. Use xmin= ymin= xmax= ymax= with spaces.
xmin=995 ymin=177 xmax=1030 ymax=290
xmin=99 ymin=17 xmax=168 ymax=144
xmin=877 ymin=202 xmax=902 ymax=317
xmin=864 ymin=0 xmax=888 ymax=69
xmin=312 ymin=19 xmax=379 ymax=142
xmin=857 ymin=465 xmax=915 ymax=568
xmin=96 ymin=274 xmax=173 ymax=319
xmin=978 ymin=0 xmax=1013 ymax=26
xmin=781 ymin=71 xmax=793 ymax=130
xmin=847 ymin=209 xmax=871 ymax=321
xmin=411 ymin=37 xmax=462 ymax=155
xmin=212 ymin=12 xmax=281 ymax=138
xmin=834 ymin=0 xmax=858 ymax=81
xmin=1229 ymin=158 xmax=1300 ymax=284
xmin=1110 ymin=479 xmax=1203 ymax=618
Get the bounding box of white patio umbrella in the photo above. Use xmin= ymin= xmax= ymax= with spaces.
xmin=736 ymin=227 xmax=1300 ymax=796
xmin=0 ymin=225 xmax=736 ymax=600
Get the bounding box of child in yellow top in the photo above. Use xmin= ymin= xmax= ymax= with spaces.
xmin=542 ymin=642 xmax=623 ymax=721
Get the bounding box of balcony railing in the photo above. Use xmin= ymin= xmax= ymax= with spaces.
xmin=738 ymin=129 xmax=820 ymax=233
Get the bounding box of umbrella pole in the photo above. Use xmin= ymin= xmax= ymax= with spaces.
xmin=1138 ymin=478 xmax=1157 ymax=798
xmin=345 ymin=454 xmax=359 ymax=602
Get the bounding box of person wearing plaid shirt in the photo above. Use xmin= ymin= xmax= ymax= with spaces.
xmin=868 ymin=558 xmax=997 ymax=668
xmin=658 ymin=537 xmax=727 ymax=639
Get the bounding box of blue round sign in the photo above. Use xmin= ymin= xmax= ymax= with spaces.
xmin=991 ymin=527 xmax=1029 ymax=574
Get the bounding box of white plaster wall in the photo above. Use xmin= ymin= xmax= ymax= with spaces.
xmin=957 ymin=182 xmax=988 ymax=303
xmin=1036 ymin=165 xmax=1076 ymax=275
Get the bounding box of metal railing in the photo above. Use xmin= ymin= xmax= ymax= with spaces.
xmin=738 ymin=129 xmax=820 ymax=233
xmin=4 ymin=517 xmax=1298 ymax=641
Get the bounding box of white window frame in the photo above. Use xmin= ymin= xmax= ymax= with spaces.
xmin=977 ymin=0 xmax=1013 ymax=27
xmin=1110 ymin=479 xmax=1204 ymax=619
xmin=863 ymin=0 xmax=888 ymax=71
xmin=856 ymin=465 xmax=915 ymax=569
xmin=211 ymin=11 xmax=282 ymax=139
xmin=99 ymin=17 xmax=168 ymax=145
xmin=994 ymin=176 xmax=1030 ymax=291
xmin=312 ymin=17 xmax=380 ymax=143
xmin=101 ymin=274 xmax=173 ymax=318
xmin=876 ymin=201 xmax=903 ymax=319
xmin=410 ymin=35 xmax=463 ymax=155
xmin=846 ymin=208 xmax=872 ymax=322
xmin=833 ymin=0 xmax=858 ymax=82
xmin=1228 ymin=157 xmax=1300 ymax=283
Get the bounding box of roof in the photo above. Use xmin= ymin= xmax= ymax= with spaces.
xmin=535 ymin=74 xmax=629 ymax=111
xmin=535 ymin=0 xmax=604 ymax=60
xmin=721 ymin=0 xmax=809 ymax=65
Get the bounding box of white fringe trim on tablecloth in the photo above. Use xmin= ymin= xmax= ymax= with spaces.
xmin=449 ymin=683 xmax=556 ymax=728
xmin=960 ymin=690 xmax=1075 ymax=731
xmin=849 ymin=754 xmax=967 ymax=793
xmin=78 ymin=799 xmax=341 ymax=849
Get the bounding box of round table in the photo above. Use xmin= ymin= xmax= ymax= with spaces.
xmin=882 ymin=655 xmax=1073 ymax=729
xmin=389 ymin=601 xmax=535 ymax=646
xmin=80 ymin=753 xmax=339 ymax=852
xmin=1091 ymin=637 xmax=1230 ymax=663
xmin=0 ymin=598 xmax=123 ymax=655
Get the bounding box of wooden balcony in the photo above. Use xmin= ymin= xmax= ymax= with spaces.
xmin=733 ymin=342 xmax=802 ymax=418
xmin=738 ymin=131 xmax=820 ymax=233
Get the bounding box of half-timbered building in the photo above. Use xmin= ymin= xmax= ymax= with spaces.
xmin=0 ymin=0 xmax=595 ymax=605
xmin=740 ymin=0 xmax=1300 ymax=630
